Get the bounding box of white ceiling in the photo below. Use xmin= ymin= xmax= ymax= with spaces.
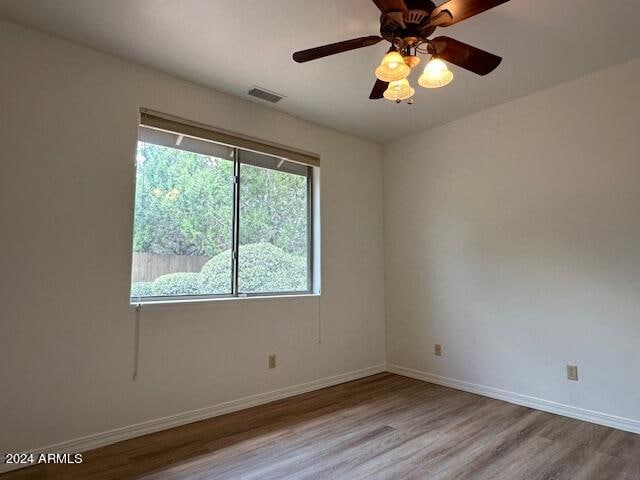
xmin=1 ymin=0 xmax=639 ymax=143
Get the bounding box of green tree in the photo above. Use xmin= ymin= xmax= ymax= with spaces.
xmin=133 ymin=143 xmax=309 ymax=258
xmin=240 ymin=163 xmax=308 ymax=257
xmin=133 ymin=142 xmax=233 ymax=256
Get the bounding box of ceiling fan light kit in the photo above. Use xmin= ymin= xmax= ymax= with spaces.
xmin=383 ymin=78 xmax=416 ymax=102
xmin=418 ymin=57 xmax=454 ymax=88
xmin=375 ymin=50 xmax=411 ymax=82
xmin=293 ymin=0 xmax=509 ymax=103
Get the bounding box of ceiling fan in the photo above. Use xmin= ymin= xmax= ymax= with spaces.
xmin=292 ymin=0 xmax=510 ymax=102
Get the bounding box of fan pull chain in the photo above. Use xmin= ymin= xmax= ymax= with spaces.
xmin=132 ymin=304 xmax=141 ymax=381
xmin=317 ymin=296 xmax=322 ymax=344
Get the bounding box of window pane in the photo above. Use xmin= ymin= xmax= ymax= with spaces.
xmin=239 ymin=153 xmax=310 ymax=293
xmin=131 ymin=139 xmax=234 ymax=298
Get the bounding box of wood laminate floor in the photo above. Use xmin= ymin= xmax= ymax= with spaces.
xmin=2 ymin=373 xmax=639 ymax=480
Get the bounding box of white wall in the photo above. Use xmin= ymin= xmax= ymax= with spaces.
xmin=0 ymin=20 xmax=386 ymax=453
xmin=3 ymin=14 xmax=639 ymax=458
xmin=384 ymin=58 xmax=640 ymax=422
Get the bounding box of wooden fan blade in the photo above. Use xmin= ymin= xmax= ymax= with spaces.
xmin=369 ymin=79 xmax=389 ymax=99
xmin=431 ymin=36 xmax=501 ymax=75
xmin=371 ymin=0 xmax=409 ymax=15
xmin=430 ymin=0 xmax=510 ymax=27
xmin=293 ymin=36 xmax=383 ymax=63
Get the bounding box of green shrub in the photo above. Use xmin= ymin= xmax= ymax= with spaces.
xmin=151 ymin=272 xmax=202 ymax=296
xmin=196 ymin=251 xmax=233 ymax=295
xmin=131 ymin=281 xmax=154 ymax=297
xmin=200 ymin=243 xmax=307 ymax=293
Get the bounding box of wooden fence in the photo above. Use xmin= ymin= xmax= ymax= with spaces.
xmin=132 ymin=252 xmax=212 ymax=283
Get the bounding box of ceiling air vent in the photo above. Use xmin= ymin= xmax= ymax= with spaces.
xmin=246 ymin=86 xmax=285 ymax=104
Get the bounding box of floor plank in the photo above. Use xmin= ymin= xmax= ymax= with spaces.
xmin=2 ymin=373 xmax=638 ymax=480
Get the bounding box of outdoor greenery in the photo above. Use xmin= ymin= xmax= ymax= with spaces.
xmin=151 ymin=272 xmax=202 ymax=296
xmin=133 ymin=142 xmax=234 ymax=257
xmin=240 ymin=163 xmax=308 ymax=257
xmin=131 ymin=142 xmax=309 ymax=297
xmin=130 ymin=281 xmax=154 ymax=298
xmin=202 ymin=243 xmax=307 ymax=293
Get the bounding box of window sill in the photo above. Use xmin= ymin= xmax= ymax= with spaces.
xmin=130 ymin=292 xmax=320 ymax=308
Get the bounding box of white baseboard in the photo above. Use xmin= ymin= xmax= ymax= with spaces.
xmin=386 ymin=364 xmax=640 ymax=435
xmin=5 ymin=363 xmax=637 ymax=474
xmin=0 ymin=364 xmax=386 ymax=474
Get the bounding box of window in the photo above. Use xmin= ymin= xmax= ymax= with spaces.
xmin=130 ymin=111 xmax=318 ymax=302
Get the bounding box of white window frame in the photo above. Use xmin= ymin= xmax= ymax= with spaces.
xmin=130 ymin=111 xmax=320 ymax=304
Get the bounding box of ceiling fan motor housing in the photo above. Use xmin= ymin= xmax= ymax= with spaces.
xmin=380 ymin=0 xmax=437 ymax=46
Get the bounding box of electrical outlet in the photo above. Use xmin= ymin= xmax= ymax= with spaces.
xmin=567 ymin=365 xmax=578 ymax=381
xmin=434 ymin=344 xmax=443 ymax=357
xmin=269 ymin=354 xmax=277 ymax=369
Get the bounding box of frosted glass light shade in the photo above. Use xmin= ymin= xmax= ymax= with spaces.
xmin=383 ymin=79 xmax=415 ymax=101
xmin=418 ymin=57 xmax=454 ymax=88
xmin=375 ymin=51 xmax=410 ymax=82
